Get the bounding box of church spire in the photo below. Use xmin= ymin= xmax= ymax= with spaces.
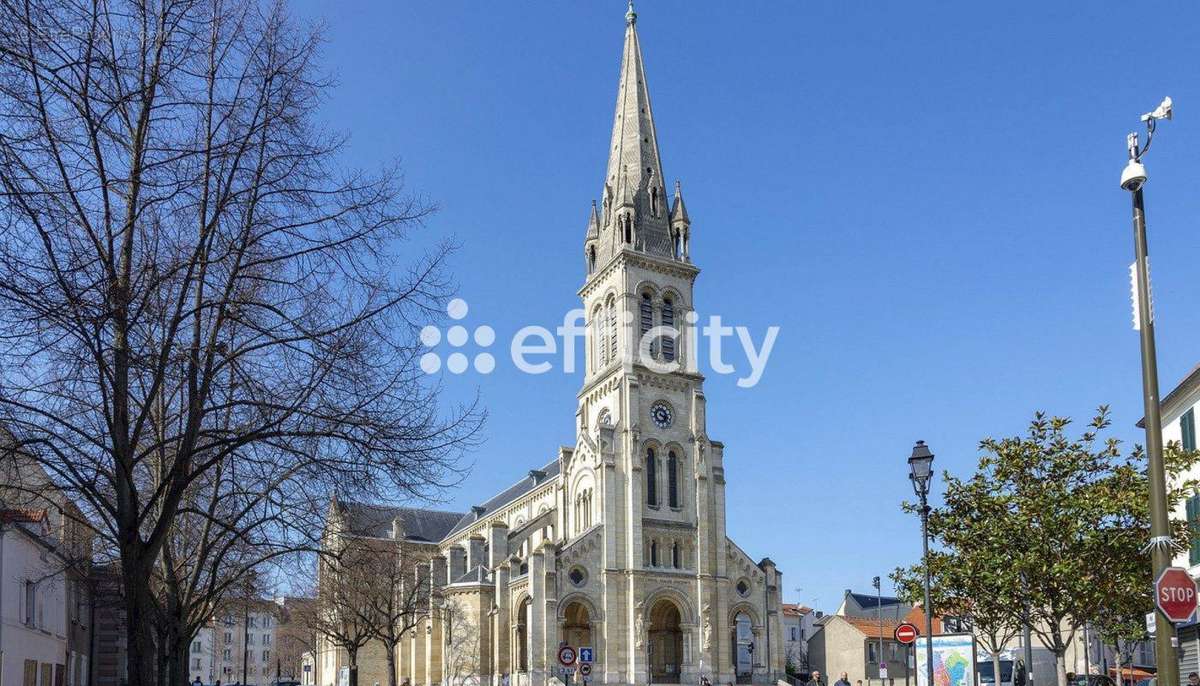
xmin=591 ymin=1 xmax=674 ymax=265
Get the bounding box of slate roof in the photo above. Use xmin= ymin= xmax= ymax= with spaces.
xmin=452 ymin=566 xmax=491 ymax=585
xmin=446 ymin=459 xmax=560 ymax=537
xmin=336 ymin=501 xmax=464 ymax=543
xmin=848 ymin=592 xmax=905 ymax=611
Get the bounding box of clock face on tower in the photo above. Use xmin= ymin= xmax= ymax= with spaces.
xmin=650 ymin=401 xmax=673 ymax=429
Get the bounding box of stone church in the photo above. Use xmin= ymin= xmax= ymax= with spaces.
xmin=315 ymin=5 xmax=784 ymax=686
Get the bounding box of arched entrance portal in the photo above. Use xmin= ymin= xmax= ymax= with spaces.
xmin=732 ymin=611 xmax=753 ymax=683
xmin=649 ymin=599 xmax=684 ymax=684
xmin=562 ymin=601 xmax=593 ymax=656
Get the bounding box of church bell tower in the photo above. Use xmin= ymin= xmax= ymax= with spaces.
xmin=566 ymin=4 xmax=745 ymax=684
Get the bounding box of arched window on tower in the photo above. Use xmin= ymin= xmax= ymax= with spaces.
xmin=607 ymin=299 xmax=618 ymax=363
xmin=623 ymin=215 xmax=632 ymax=244
xmin=650 ymin=540 xmax=659 ymax=567
xmin=639 ymin=293 xmax=654 ymax=360
xmin=672 ymin=541 xmax=680 ymax=569
xmin=646 ymin=448 xmax=658 ymax=508
xmin=661 ymin=297 xmax=675 ymax=362
xmin=587 ymin=245 xmax=596 ymax=274
xmin=668 ymin=451 xmax=679 ymax=508
xmin=595 ymin=306 xmax=607 ymax=370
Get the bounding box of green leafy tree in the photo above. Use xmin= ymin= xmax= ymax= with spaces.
xmin=897 ymin=408 xmax=1198 ymax=686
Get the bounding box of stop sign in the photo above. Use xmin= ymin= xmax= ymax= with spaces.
xmin=894 ymin=623 xmax=919 ymax=645
xmin=1156 ymin=567 xmax=1198 ymax=622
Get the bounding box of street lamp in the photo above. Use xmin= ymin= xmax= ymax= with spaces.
xmin=1121 ymin=96 xmax=1177 ymax=686
xmin=908 ymin=440 xmax=935 ymax=686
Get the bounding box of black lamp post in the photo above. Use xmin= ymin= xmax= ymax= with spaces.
xmin=908 ymin=440 xmax=935 ymax=686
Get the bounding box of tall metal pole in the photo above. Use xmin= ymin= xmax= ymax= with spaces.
xmin=877 ymin=576 xmax=885 ymax=686
xmin=1023 ymin=582 xmax=1035 ymax=686
xmin=921 ymin=493 xmax=934 ymax=686
xmin=1130 ymin=177 xmax=1179 ymax=686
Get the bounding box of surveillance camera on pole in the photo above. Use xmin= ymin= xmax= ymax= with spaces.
xmin=1121 ymin=96 xmax=1172 ymax=191
xmin=1122 ymin=95 xmax=1177 ymax=686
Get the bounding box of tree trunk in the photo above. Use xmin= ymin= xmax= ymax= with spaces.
xmin=124 ymin=556 xmax=160 ymax=686
xmin=1055 ymin=653 xmax=1068 ymax=686
xmin=386 ymin=641 xmax=399 ymax=686
xmin=994 ymin=654 xmax=1004 ymax=686
xmin=348 ymin=647 xmax=359 ymax=686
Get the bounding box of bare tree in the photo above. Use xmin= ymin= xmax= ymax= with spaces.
xmin=0 ymin=0 xmax=482 ymax=683
xmin=359 ymin=541 xmax=435 ymax=686
xmin=303 ymin=544 xmax=383 ymax=686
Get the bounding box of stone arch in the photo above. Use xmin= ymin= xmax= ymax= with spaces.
xmin=641 ymin=586 xmax=695 ymax=625
xmin=556 ymin=592 xmax=602 ymax=622
xmin=514 ymin=594 xmax=533 ymax=673
xmin=634 ymin=280 xmax=660 ymax=298
xmin=658 ymin=286 xmax=688 ymax=310
xmin=726 ymin=601 xmax=762 ymax=628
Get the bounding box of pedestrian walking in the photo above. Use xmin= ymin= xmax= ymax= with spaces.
xmin=835 ymin=672 xmax=852 ymax=686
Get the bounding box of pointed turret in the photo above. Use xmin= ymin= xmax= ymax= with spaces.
xmin=590 ymin=2 xmax=674 ymax=270
xmin=670 ymin=180 xmax=689 ymax=225
xmin=669 ymin=180 xmax=691 ymax=262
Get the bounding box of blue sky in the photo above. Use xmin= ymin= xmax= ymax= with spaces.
xmin=290 ymin=1 xmax=1200 ymax=612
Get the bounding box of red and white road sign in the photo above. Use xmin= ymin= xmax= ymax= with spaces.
xmin=1155 ymin=567 xmax=1198 ymax=623
xmin=894 ymin=623 xmax=919 ymax=645
xmin=579 ymin=664 xmax=592 ymax=677
xmin=558 ymin=646 xmax=577 ymax=667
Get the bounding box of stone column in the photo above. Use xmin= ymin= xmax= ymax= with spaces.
xmin=449 ymin=545 xmax=467 ymax=582
xmin=493 ymin=560 xmax=512 ymax=685
xmin=540 ymin=541 xmax=560 ymax=673
xmin=467 ymin=534 xmax=487 ymax=572
xmin=488 ymin=522 xmax=509 ymax=569
xmin=529 ymin=546 xmax=547 ymax=686
xmin=428 ymin=555 xmax=448 ymax=686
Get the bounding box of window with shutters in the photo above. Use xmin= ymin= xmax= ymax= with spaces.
xmin=1188 ymin=494 xmax=1200 ymax=566
xmin=646 ymin=448 xmax=658 ymax=508
xmin=607 ymin=300 xmax=617 ymax=363
xmin=595 ymin=306 xmax=606 ymax=369
xmin=661 ymin=297 xmax=675 ymax=361
xmin=668 ymin=451 xmax=679 ymax=508
xmin=1183 ymin=408 xmax=1197 ymax=452
xmin=640 ymin=292 xmax=654 ymax=359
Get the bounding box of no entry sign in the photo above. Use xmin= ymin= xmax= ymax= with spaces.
xmin=1156 ymin=567 xmax=1198 ymax=623
xmin=894 ymin=623 xmax=919 ymax=645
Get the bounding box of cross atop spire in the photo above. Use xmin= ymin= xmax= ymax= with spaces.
xmin=625 ymin=0 xmax=636 ymax=25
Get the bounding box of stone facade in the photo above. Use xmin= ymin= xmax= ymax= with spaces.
xmin=313 ymin=5 xmax=783 ymax=686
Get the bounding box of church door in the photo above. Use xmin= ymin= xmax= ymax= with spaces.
xmin=648 ymin=600 xmax=683 ymax=684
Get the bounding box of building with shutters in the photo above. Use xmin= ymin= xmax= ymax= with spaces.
xmin=310 ymin=4 xmax=785 ymax=685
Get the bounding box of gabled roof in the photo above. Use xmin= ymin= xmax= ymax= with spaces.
xmin=335 ymin=501 xmax=464 ymax=542
xmin=783 ymin=603 xmax=813 ymax=617
xmin=446 ymin=459 xmax=560 ymax=537
xmin=1138 ymin=362 xmax=1200 ymax=428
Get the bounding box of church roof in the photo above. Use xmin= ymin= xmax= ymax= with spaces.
xmin=452 ymin=565 xmax=492 ymax=585
xmin=335 ymin=501 xmax=464 ymax=542
xmin=446 ymin=458 xmax=560 ymax=537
